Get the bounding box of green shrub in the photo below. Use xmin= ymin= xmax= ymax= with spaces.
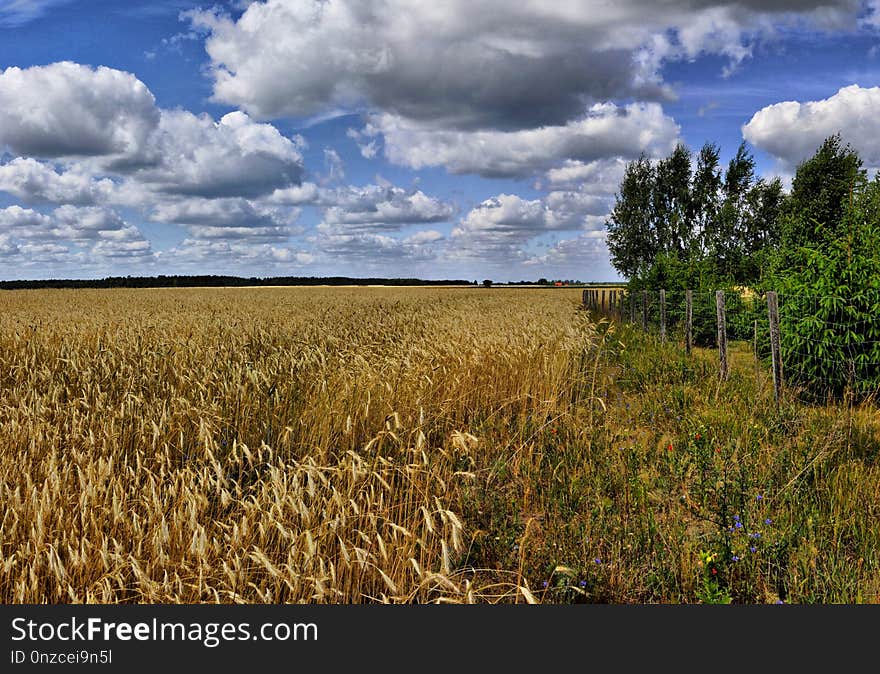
xmin=776 ymin=183 xmax=880 ymax=400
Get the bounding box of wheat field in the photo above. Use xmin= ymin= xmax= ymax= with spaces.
xmin=0 ymin=286 xmax=599 ymax=603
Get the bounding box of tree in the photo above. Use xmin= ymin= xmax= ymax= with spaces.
xmin=482 ymin=279 xmax=493 ymax=288
xmin=778 ymin=134 xmax=866 ymax=258
xmin=606 ymin=155 xmax=657 ymax=279
xmin=739 ymin=177 xmax=784 ymax=283
xmin=689 ymin=142 xmax=722 ymax=257
xmin=776 ymin=173 xmax=880 ymax=399
xmin=705 ymin=142 xmax=757 ymax=281
xmin=653 ymin=143 xmax=693 ymax=255
xmin=608 ymin=141 xmax=779 ymax=289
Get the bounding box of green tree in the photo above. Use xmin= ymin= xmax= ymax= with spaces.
xmin=653 ymin=143 xmax=693 ymax=255
xmin=777 ymin=174 xmax=880 ymax=400
xmin=778 ymin=134 xmax=866 ymax=259
xmin=606 ymin=154 xmax=657 ymax=279
xmin=608 ymin=141 xmax=779 ymax=290
xmin=689 ymin=142 xmax=723 ymax=257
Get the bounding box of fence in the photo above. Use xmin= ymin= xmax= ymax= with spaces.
xmin=582 ymin=286 xmax=880 ymax=404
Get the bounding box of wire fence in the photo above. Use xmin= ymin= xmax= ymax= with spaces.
xmin=582 ymin=286 xmax=880 ymax=403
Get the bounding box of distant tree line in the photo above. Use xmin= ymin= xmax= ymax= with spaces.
xmin=0 ymin=275 xmax=478 ymax=290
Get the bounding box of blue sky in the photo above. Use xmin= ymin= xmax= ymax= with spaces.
xmin=1 ymin=0 xmax=880 ymax=281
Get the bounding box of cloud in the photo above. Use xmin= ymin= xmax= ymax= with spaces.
xmin=0 ymin=204 xmax=151 ymax=257
xmin=449 ymin=182 xmax=616 ymax=264
xmin=151 ymin=196 xmax=298 ymax=227
xmin=364 ymin=103 xmax=679 ymax=177
xmin=0 ymin=63 xmax=305 ymax=204
xmin=522 ymin=231 xmax=620 ymax=281
xmin=321 ymin=148 xmax=346 ymax=184
xmin=0 ymin=205 xmax=54 ymax=237
xmin=0 ymin=234 xmax=19 ymax=257
xmin=265 ymin=182 xmax=321 ymax=205
xmin=311 ymin=230 xmax=442 ymax=264
xmin=188 ymin=0 xmax=857 ymax=129
xmin=0 ymin=0 xmax=76 ymax=27
xmin=319 ymin=185 xmax=454 ymax=231
xmin=346 ymin=126 xmax=379 ymax=158
xmin=0 ymin=62 xmax=159 ymax=160
xmin=449 ymin=194 xmax=557 ymax=261
xmin=155 ymin=238 xmax=315 ymax=273
xmin=542 ymin=158 xmax=628 ymax=192
xmin=743 ymin=84 xmax=880 ymax=169
xmin=131 ymin=109 xmax=304 ymax=198
xmin=0 ymin=157 xmax=116 ymax=205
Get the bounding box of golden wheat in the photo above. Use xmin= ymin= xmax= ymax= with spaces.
xmin=0 ymin=286 xmax=594 ymax=603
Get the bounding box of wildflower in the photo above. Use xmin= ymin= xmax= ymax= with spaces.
xmin=732 ymin=555 xmax=741 ymax=562
xmin=756 ymin=494 xmax=763 ymax=501
xmin=711 ymin=568 xmax=717 ymax=575
xmin=542 ymin=581 xmax=548 ymax=589
xmin=749 ymin=532 xmax=762 ymax=540
xmin=550 ymin=428 xmax=557 ymax=435
xmin=764 ymin=518 xmax=773 ymax=526
xmin=594 ymin=558 xmax=602 ymax=564
xmin=667 ymin=444 xmax=673 ymax=451
xmin=579 ymin=580 xmax=587 ymax=588
xmin=695 ymin=433 xmax=701 ymax=440
xmin=715 ymin=448 xmax=722 ymax=454
xmin=750 ymin=546 xmax=757 ymax=553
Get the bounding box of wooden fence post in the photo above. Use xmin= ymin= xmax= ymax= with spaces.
xmin=582 ymin=288 xmax=588 ymax=308
xmin=716 ymin=290 xmax=728 ymax=381
xmin=642 ymin=290 xmax=648 ymax=331
xmin=767 ymin=291 xmax=782 ymax=405
xmin=685 ymin=289 xmax=693 ymax=355
xmin=601 ymin=289 xmax=606 ymax=311
xmin=659 ymin=289 xmax=666 ymax=343
xmin=630 ymin=292 xmax=635 ymax=323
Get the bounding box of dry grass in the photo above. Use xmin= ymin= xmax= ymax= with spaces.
xmin=0 ymin=286 xmax=595 ymax=603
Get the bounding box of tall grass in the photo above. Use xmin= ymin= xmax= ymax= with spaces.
xmin=1 ymin=287 xmax=877 ymax=603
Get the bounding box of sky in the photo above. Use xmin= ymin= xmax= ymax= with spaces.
xmin=1 ymin=1 xmax=880 ymax=282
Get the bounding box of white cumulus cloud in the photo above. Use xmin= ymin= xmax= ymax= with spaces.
xmin=0 ymin=62 xmax=159 ymax=161
xmin=743 ymin=84 xmax=880 ymax=169
xmin=365 ymin=103 xmax=679 ymax=178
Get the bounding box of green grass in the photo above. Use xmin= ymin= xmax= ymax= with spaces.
xmin=460 ymin=315 xmax=880 ymax=603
